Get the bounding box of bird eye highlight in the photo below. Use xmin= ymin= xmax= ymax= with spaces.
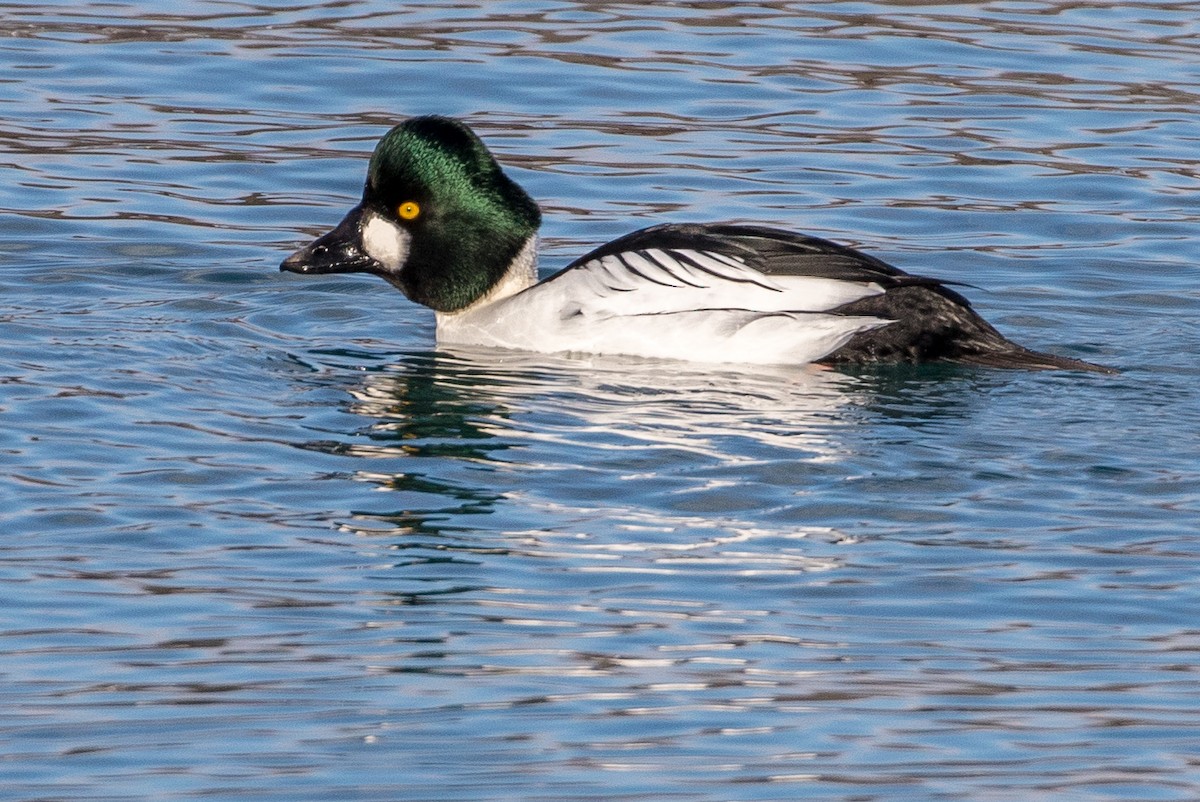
xmin=397 ymin=201 xmax=421 ymax=221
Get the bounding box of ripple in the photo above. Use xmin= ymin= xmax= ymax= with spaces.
xmin=2 ymin=2 xmax=1200 ymax=800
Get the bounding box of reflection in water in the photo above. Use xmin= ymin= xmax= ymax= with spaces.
xmin=347 ymin=347 xmax=865 ymax=449
xmin=282 ymin=349 xmax=1177 ymax=802
xmin=313 ymin=349 xmax=876 ymax=578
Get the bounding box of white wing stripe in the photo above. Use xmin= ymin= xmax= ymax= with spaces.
xmin=673 ymin=248 xmax=785 ymax=292
xmin=568 ymin=246 xmax=882 ymax=317
xmin=639 ymin=249 xmax=696 ymax=286
xmin=596 ymin=255 xmax=637 ymax=290
xmin=679 ymin=248 xmax=745 ymax=269
xmin=622 ymin=250 xmax=704 ymax=288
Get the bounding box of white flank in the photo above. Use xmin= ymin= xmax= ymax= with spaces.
xmin=434 ymin=244 xmax=892 ymax=366
xmin=361 ymin=212 xmax=411 ymax=272
xmin=554 ymin=249 xmax=883 ymax=318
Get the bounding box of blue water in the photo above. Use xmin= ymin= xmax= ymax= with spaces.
xmin=2 ymin=2 xmax=1199 ymax=800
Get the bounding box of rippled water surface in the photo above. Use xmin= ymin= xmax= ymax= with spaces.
xmin=3 ymin=2 xmax=1200 ymax=799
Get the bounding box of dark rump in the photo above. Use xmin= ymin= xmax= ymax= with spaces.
xmin=821 ymin=285 xmax=1116 ymax=373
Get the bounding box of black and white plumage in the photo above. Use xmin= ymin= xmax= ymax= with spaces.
xmin=281 ymin=116 xmax=1114 ymax=373
xmin=437 ymin=223 xmax=1105 ymax=372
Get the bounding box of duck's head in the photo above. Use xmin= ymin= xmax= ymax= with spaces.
xmin=280 ymin=116 xmax=542 ymax=312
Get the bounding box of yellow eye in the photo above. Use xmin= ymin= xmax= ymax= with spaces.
xmin=397 ymin=201 xmax=421 ymax=221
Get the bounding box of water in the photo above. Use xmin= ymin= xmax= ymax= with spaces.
xmin=2 ymin=1 xmax=1199 ymax=799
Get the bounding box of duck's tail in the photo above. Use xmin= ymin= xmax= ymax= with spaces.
xmin=951 ymin=344 xmax=1117 ymax=374
xmin=821 ymin=283 xmax=1117 ymax=374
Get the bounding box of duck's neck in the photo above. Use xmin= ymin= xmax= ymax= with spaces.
xmin=435 ymin=236 xmax=538 ymax=327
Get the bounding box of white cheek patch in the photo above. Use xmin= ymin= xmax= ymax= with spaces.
xmin=361 ymin=212 xmax=411 ymax=272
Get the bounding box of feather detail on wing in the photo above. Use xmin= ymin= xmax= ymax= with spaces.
xmin=542 ymin=246 xmax=885 ymax=319
xmin=437 ymin=234 xmax=894 ymax=364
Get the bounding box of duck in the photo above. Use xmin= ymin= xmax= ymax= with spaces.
xmin=280 ymin=115 xmax=1113 ymax=373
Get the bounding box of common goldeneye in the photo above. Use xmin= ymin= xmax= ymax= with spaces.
xmin=281 ymin=115 xmax=1113 ymax=373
